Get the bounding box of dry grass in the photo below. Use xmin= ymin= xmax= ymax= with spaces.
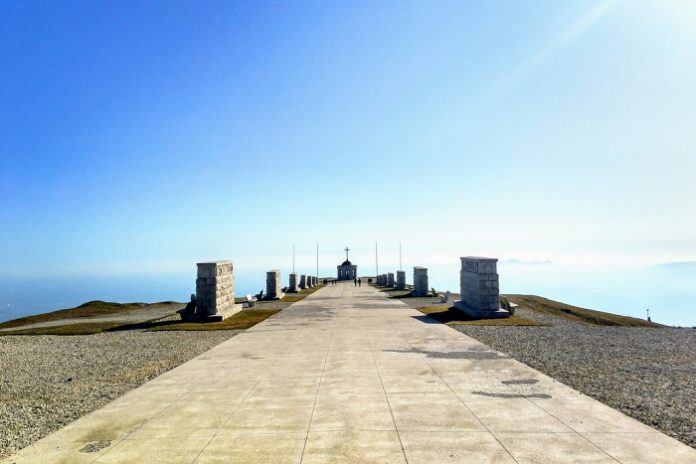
xmin=0 ymin=321 xmax=129 ymax=336
xmin=506 ymin=295 xmax=664 ymax=327
xmin=0 ymin=286 xmax=327 ymax=336
xmin=2 ymin=310 xmax=281 ymax=335
xmin=417 ymin=306 xmax=544 ymax=326
xmin=144 ymin=309 xmax=280 ymax=332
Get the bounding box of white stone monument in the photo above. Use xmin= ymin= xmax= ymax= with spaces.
xmin=454 ymin=257 xmax=510 ymax=318
xmin=412 ymin=267 xmax=429 ymax=296
xmin=179 ymin=261 xmax=242 ymax=322
xmin=288 ymin=273 xmax=299 ymax=293
xmin=265 ymin=269 xmax=284 ymax=300
xmin=396 ymin=270 xmax=406 ymax=290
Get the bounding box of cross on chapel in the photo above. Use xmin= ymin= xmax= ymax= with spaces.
xmin=337 ymin=246 xmax=357 ymax=281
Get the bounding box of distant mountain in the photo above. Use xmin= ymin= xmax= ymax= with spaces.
xmin=502 ymin=258 xmax=553 ymax=266
xmin=651 ymin=261 xmax=696 ymax=272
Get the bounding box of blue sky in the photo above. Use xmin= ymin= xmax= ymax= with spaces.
xmin=1 ymin=0 xmax=695 ymax=281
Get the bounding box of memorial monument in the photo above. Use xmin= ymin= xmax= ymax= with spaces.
xmin=454 ymin=256 xmax=510 ymax=318
xmin=178 ymin=260 xmax=242 ymax=322
xmin=412 ymin=267 xmax=429 ymax=296
xmin=265 ymin=269 xmax=285 ymax=300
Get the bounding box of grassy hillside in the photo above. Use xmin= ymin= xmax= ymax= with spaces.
xmin=0 ymin=301 xmax=182 ymax=330
xmin=505 ymin=294 xmax=664 ymax=327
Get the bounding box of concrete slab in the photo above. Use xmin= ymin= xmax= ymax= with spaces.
xmin=4 ymin=282 xmax=696 ymax=463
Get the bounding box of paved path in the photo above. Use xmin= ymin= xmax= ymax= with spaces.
xmin=5 ymin=283 xmax=696 ymax=463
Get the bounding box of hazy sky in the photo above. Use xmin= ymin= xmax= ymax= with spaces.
xmin=2 ymin=0 xmax=695 ymax=279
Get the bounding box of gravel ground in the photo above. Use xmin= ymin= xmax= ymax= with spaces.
xmin=456 ymin=307 xmax=696 ymax=449
xmin=0 ymin=331 xmax=239 ymax=460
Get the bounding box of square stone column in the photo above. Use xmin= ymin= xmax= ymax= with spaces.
xmin=186 ymin=261 xmax=242 ymax=322
xmin=265 ymin=270 xmax=284 ymax=300
xmin=288 ymin=273 xmax=299 ymax=293
xmin=413 ymin=267 xmax=428 ymax=296
xmin=299 ymin=274 xmax=307 ymax=289
xmin=396 ymin=270 xmax=406 ymax=290
xmin=454 ymin=257 xmax=509 ymax=318
xmin=387 ymin=272 xmax=395 ymax=287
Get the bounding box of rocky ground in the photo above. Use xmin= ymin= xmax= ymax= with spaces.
xmin=0 ymin=331 xmax=239 ymax=460
xmin=456 ymin=307 xmax=696 ymax=449
xmin=388 ymin=288 xmax=696 ymax=449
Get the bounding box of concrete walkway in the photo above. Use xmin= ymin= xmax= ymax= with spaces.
xmin=5 ymin=282 xmax=696 ymax=463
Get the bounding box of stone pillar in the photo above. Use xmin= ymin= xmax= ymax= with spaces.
xmin=396 ymin=270 xmax=405 ymax=290
xmin=454 ymin=257 xmax=508 ymax=318
xmin=413 ymin=267 xmax=428 ymax=296
xmin=300 ymin=274 xmax=307 ymax=289
xmin=288 ymin=273 xmax=299 ymax=293
xmin=190 ymin=261 xmax=242 ymax=321
xmin=387 ymin=272 xmax=395 ymax=287
xmin=307 ymin=276 xmax=314 ymax=288
xmin=265 ymin=270 xmax=284 ymax=300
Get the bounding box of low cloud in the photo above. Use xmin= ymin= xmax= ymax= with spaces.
xmin=502 ymin=258 xmax=553 ymax=266
xmin=651 ymin=261 xmax=696 ymax=272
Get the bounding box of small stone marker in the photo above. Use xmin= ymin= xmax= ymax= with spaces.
xmin=288 ymin=273 xmax=299 ymax=293
xmin=441 ymin=290 xmax=451 ymax=303
xmin=265 ymin=269 xmax=285 ymax=300
xmin=396 ymin=270 xmax=406 ymax=290
xmin=454 ymin=257 xmax=510 ymax=318
xmin=179 ymin=261 xmax=242 ymax=322
xmin=387 ymin=272 xmax=395 ymax=287
xmin=412 ymin=267 xmax=429 ymax=296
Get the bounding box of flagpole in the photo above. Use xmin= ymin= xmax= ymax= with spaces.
xmin=399 ymin=242 xmax=402 ymax=271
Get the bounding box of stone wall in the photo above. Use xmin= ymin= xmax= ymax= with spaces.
xmin=413 ymin=267 xmax=428 ymax=296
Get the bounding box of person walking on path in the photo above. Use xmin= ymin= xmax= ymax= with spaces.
xmin=354 ymin=278 xmax=357 ymax=287
xmin=358 ymin=278 xmax=362 ymax=287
